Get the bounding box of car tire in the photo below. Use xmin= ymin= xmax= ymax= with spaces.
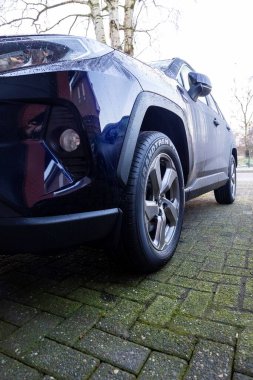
xmin=214 ymin=155 xmax=236 ymax=204
xmin=120 ymin=131 xmax=185 ymax=273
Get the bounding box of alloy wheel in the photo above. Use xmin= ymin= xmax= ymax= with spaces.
xmin=144 ymin=153 xmax=180 ymax=251
xmin=230 ymin=158 xmax=236 ymax=198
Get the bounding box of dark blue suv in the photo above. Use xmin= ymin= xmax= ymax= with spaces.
xmin=0 ymin=35 xmax=237 ymax=272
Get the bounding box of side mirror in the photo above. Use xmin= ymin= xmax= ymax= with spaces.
xmin=188 ymin=71 xmax=212 ymax=101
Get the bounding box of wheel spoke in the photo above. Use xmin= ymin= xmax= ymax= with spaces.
xmin=160 ymin=168 xmax=177 ymax=195
xmin=163 ymin=198 xmax=178 ymax=226
xmin=145 ymin=200 xmax=159 ymax=221
xmin=149 ymin=157 xmax=162 ymax=198
xmin=230 ymin=160 xmax=236 ymax=196
xmin=144 ymin=151 xmax=181 ymax=253
xmin=153 ymin=211 xmax=167 ymax=249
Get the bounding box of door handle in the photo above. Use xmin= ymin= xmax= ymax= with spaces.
xmin=213 ymin=118 xmax=219 ymax=126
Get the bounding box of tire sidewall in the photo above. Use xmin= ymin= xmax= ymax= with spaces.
xmin=133 ymin=134 xmax=184 ymax=268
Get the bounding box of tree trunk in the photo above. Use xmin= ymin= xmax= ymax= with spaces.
xmin=123 ymin=0 xmax=136 ymax=56
xmin=106 ymin=0 xmax=121 ymax=50
xmin=89 ymin=0 xmax=106 ymax=44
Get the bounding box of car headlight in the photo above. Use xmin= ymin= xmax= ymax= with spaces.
xmin=59 ymin=129 xmax=80 ymax=152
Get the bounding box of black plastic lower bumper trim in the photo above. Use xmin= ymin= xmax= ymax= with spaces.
xmin=0 ymin=208 xmax=122 ymax=253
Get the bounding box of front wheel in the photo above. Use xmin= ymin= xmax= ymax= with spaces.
xmin=120 ymin=132 xmax=185 ymax=273
xmin=214 ymin=155 xmax=236 ymax=204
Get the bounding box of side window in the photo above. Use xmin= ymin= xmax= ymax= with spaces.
xmin=215 ymin=102 xmax=225 ymax=120
xmin=178 ymin=64 xmax=192 ymax=91
xmin=207 ymin=94 xmax=219 ymax=114
xmin=177 ymin=74 xmax=184 ymax=87
xmin=198 ymin=96 xmax=208 ymax=105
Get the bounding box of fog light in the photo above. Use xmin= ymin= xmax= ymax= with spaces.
xmin=59 ymin=129 xmax=80 ymax=152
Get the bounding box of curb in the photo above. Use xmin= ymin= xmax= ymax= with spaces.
xmin=237 ymin=168 xmax=253 ymax=173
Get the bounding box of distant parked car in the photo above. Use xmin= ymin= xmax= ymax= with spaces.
xmin=0 ymin=34 xmax=236 ymax=272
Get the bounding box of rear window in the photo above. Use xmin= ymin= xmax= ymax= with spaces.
xmin=0 ymin=35 xmax=112 ymax=73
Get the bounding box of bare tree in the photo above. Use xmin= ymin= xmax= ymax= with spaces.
xmin=233 ymin=79 xmax=253 ymax=164
xmin=0 ymin=0 xmax=179 ymax=56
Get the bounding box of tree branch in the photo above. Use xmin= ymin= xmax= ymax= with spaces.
xmin=38 ymin=13 xmax=88 ymax=33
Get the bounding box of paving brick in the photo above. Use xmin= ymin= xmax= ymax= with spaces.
xmin=202 ymin=257 xmax=224 ymax=272
xmin=169 ymin=254 xmax=188 ymax=267
xmin=27 ymin=276 xmax=61 ymax=292
xmin=226 ymin=252 xmax=247 ymax=267
xmin=0 ymin=352 xmax=42 ymax=380
xmin=0 ymin=262 xmax=22 ymax=275
xmin=4 ymin=270 xmax=44 ymax=289
xmin=174 ymin=261 xmax=202 ymax=279
xmin=208 ymin=308 xmax=253 ymax=327
xmin=243 ymin=297 xmax=253 ymax=311
xmin=24 ymin=338 xmax=98 ymax=380
xmin=138 ymin=351 xmax=187 ymax=380
xmin=198 ymin=271 xmax=241 ymax=285
xmin=104 ymin=284 xmax=154 ymax=303
xmin=47 ymin=305 xmax=101 ymax=345
xmin=147 ymin=265 xmax=181 ymax=282
xmin=10 ymin=288 xmax=43 ymax=307
xmin=223 ymin=267 xmax=253 ymax=277
xmin=69 ymin=288 xmax=118 ymax=309
xmin=86 ymin=271 xmax=144 ymax=290
xmin=170 ymin=315 xmax=238 ymax=345
xmin=245 ymin=279 xmax=253 ymax=294
xmin=214 ymin=284 xmax=240 ymax=308
xmin=28 ymin=292 xmax=82 ymax=317
xmin=235 ymin=328 xmax=253 ymax=376
xmin=233 ymin=235 xmax=251 ymax=246
xmin=139 ymin=279 xmax=187 ymax=299
xmin=184 ymin=340 xmax=234 ymax=380
xmin=0 ymin=279 xmax=20 ymax=298
xmin=0 ymin=299 xmax=38 ymax=326
xmin=247 ymin=257 xmax=253 ymax=270
xmin=178 ymin=250 xmax=207 ymax=263
xmin=75 ymin=328 xmax=150 ymax=374
xmin=0 ymin=320 xmax=17 ymax=340
xmin=97 ymin=299 xmax=143 ymax=338
xmin=130 ymin=322 xmax=195 ymax=360
xmin=233 ymin=374 xmax=253 ymax=380
xmin=90 ymin=363 xmax=136 ymax=380
xmin=169 ymin=275 xmax=215 ymax=292
xmin=139 ymin=296 xmax=179 ymax=327
xmin=48 ymin=275 xmax=83 ymax=296
xmin=177 ymin=242 xmax=196 ymax=254
xmin=179 ymin=290 xmax=213 ymax=317
xmin=0 ymin=312 xmax=62 ymax=357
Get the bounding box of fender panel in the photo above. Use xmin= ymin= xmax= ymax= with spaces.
xmin=117 ymin=91 xmax=189 ymax=185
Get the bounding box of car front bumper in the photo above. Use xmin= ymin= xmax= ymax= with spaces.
xmin=0 ymin=208 xmax=122 ymax=253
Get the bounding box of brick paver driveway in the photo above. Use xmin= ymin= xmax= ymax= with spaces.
xmin=0 ymin=172 xmax=253 ymax=380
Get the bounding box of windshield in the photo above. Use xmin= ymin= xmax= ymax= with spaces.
xmin=149 ymin=59 xmax=173 ymax=71
xmin=149 ymin=59 xmax=179 ymax=78
xmin=0 ymin=35 xmax=113 ymax=73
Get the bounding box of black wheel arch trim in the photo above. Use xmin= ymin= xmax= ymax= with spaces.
xmin=232 ymin=146 xmax=238 ymax=166
xmin=117 ymin=91 xmax=191 ymax=186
